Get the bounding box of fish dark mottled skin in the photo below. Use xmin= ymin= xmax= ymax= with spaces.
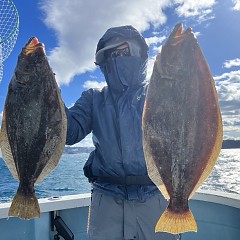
xmin=0 ymin=37 xmax=67 ymax=219
xmin=142 ymin=23 xmax=223 ymax=234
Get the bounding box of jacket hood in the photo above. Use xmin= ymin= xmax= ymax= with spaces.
xmin=95 ymin=25 xmax=149 ymax=65
xmin=96 ymin=26 xmax=149 ymax=94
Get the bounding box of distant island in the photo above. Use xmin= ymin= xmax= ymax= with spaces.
xmin=221 ymin=140 xmax=240 ymax=149
xmin=64 ymin=146 xmax=95 ymax=154
xmin=64 ymin=140 xmax=240 ymax=154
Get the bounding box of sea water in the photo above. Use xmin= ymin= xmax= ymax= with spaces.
xmin=0 ymin=149 xmax=239 ymax=203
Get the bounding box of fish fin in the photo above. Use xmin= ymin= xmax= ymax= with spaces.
xmin=0 ymin=110 xmax=19 ymax=181
xmin=155 ymin=208 xmax=197 ymax=234
xmin=189 ymin=106 xmax=223 ymax=199
xmin=145 ymin=157 xmax=170 ymax=199
xmin=9 ymin=192 xmax=40 ymax=219
xmin=35 ymin=97 xmax=67 ymax=184
xmin=143 ymin=136 xmax=170 ymax=200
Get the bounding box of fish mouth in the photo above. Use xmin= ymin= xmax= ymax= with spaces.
xmin=24 ymin=37 xmax=46 ymax=55
xmin=170 ymin=23 xmax=193 ymax=46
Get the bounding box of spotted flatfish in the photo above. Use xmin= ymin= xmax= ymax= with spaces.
xmin=142 ymin=23 xmax=223 ymax=234
xmin=0 ymin=37 xmax=67 ymax=219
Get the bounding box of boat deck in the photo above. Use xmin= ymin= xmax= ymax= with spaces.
xmin=0 ymin=190 xmax=239 ymax=240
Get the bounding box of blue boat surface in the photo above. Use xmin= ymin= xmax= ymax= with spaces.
xmin=0 ymin=190 xmax=239 ymax=240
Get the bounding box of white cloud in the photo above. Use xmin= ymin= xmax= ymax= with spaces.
xmin=145 ymin=36 xmax=166 ymax=46
xmin=40 ymin=0 xmax=171 ymax=86
xmin=173 ymin=0 xmax=216 ymax=21
xmin=214 ymin=69 xmax=240 ymax=139
xmin=194 ymin=31 xmax=201 ymax=37
xmin=145 ymin=34 xmax=166 ymax=79
xmin=83 ymin=80 xmax=106 ymax=89
xmin=40 ymin=0 xmax=217 ymax=86
xmin=223 ymin=58 xmax=240 ymax=69
xmin=146 ymin=56 xmax=156 ymax=81
xmin=215 ymin=70 xmax=240 ymax=82
xmin=233 ymin=0 xmax=240 ymax=10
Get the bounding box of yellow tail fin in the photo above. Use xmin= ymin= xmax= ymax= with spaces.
xmin=155 ymin=208 xmax=197 ymax=234
xmin=9 ymin=192 xmax=40 ymax=219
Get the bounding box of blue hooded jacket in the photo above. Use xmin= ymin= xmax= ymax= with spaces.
xmin=66 ymin=25 xmax=158 ymax=200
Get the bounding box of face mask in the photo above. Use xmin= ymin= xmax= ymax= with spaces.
xmin=101 ymin=56 xmax=147 ymax=93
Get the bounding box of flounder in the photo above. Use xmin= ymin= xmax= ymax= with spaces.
xmin=0 ymin=37 xmax=67 ymax=219
xmin=142 ymin=23 xmax=223 ymax=234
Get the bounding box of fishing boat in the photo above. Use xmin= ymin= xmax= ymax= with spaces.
xmin=0 ymin=189 xmax=239 ymax=240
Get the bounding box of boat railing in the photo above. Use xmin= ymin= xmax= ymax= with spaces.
xmin=0 ymin=190 xmax=239 ymax=240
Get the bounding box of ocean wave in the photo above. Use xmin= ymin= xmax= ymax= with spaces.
xmin=1 ymin=149 xmax=239 ymax=203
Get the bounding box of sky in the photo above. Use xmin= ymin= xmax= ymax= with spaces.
xmin=0 ymin=0 xmax=240 ymax=147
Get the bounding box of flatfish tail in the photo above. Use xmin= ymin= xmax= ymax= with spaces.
xmin=155 ymin=208 xmax=197 ymax=234
xmin=8 ymin=192 xmax=40 ymax=219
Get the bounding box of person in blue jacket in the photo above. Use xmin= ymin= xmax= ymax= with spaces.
xmin=65 ymin=25 xmax=180 ymax=240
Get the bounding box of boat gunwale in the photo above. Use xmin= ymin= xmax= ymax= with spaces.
xmin=0 ymin=193 xmax=91 ymax=219
xmin=193 ymin=189 xmax=240 ymax=208
xmin=0 ymin=190 xmax=239 ymax=219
